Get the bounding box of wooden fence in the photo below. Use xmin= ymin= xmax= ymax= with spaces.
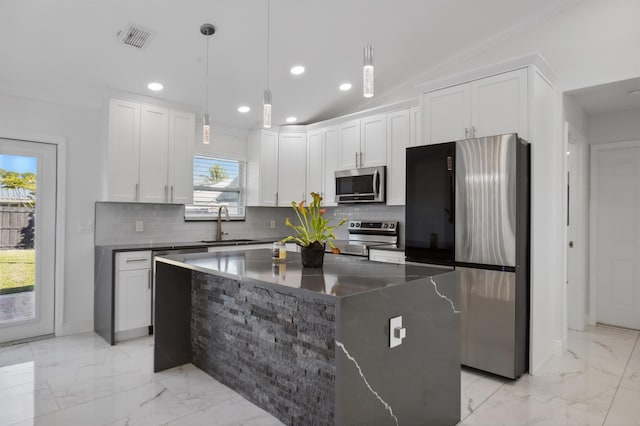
xmin=0 ymin=205 xmax=34 ymax=249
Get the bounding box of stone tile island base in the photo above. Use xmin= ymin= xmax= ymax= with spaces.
xmin=154 ymin=252 xmax=460 ymax=426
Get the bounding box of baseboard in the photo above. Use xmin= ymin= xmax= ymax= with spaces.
xmin=115 ymin=327 xmax=150 ymax=342
xmin=58 ymin=320 xmax=93 ymax=336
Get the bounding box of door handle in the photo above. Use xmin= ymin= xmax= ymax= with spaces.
xmin=373 ymin=169 xmax=379 ymax=199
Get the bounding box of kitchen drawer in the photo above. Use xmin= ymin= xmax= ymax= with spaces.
xmin=369 ymin=249 xmax=405 ymax=264
xmin=117 ymin=250 xmax=152 ymax=271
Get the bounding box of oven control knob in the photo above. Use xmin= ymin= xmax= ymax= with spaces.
xmin=383 ymin=223 xmax=388 ymax=228
xmin=389 ymin=224 xmax=395 ymax=229
xmin=349 ymin=223 xmax=355 ymax=228
xmin=356 ymin=223 xmax=361 ymax=228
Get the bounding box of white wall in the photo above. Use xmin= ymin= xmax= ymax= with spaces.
xmin=564 ymin=96 xmax=588 ymax=139
xmin=588 ymin=108 xmax=640 ymax=145
xmin=0 ymin=92 xmax=100 ymax=335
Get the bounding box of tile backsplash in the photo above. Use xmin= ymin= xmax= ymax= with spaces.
xmin=94 ymin=202 xmax=405 ymax=246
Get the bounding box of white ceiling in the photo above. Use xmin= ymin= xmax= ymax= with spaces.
xmin=1 ymin=0 xmax=578 ymax=130
xmin=566 ymin=77 xmax=640 ymax=115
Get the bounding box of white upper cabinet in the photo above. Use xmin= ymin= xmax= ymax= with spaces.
xmin=277 ymin=132 xmax=307 ymax=206
xmin=107 ymin=98 xmax=141 ymax=202
xmin=306 ymin=130 xmax=323 ymax=199
xmin=105 ymin=97 xmax=195 ymax=203
xmin=322 ymin=127 xmax=339 ymax=207
xmin=471 ymin=68 xmax=528 ymax=139
xmin=337 ymin=120 xmax=361 ymax=170
xmin=423 ymin=68 xmax=528 ymax=145
xmin=168 ymin=110 xmax=195 ymax=204
xmin=247 ymin=129 xmax=278 ymax=207
xmin=360 ymin=113 xmax=387 ymax=167
xmin=423 ymin=83 xmax=471 ymax=145
xmin=138 ymin=104 xmax=169 ymax=203
xmin=337 ymin=115 xmax=387 ymax=170
xmin=386 ymin=109 xmax=412 ymax=205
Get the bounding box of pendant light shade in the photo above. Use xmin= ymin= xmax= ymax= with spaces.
xmin=263 ymin=89 xmax=272 ymax=129
xmin=200 ymin=23 xmax=215 ymax=144
xmin=263 ymin=0 xmax=272 ymax=129
xmin=363 ymin=45 xmax=374 ymax=98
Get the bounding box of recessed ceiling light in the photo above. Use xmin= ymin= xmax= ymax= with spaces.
xmin=290 ymin=65 xmax=305 ymax=75
xmin=147 ymin=82 xmax=163 ymax=91
xmin=339 ymin=83 xmax=352 ymax=91
xmin=285 ymin=116 xmax=297 ymax=123
xmin=237 ymin=106 xmax=251 ymax=113
xmin=628 ymin=89 xmax=640 ymax=95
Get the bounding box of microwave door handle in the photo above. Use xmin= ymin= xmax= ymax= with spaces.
xmin=373 ymin=169 xmax=379 ymax=198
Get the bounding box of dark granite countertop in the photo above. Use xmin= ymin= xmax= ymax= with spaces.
xmin=370 ymin=244 xmax=405 ymax=252
xmin=95 ymin=237 xmax=282 ymax=252
xmin=156 ymin=248 xmax=450 ymax=299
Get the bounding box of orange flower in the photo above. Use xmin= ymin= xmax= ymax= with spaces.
xmin=319 ymin=208 xmax=326 ymax=215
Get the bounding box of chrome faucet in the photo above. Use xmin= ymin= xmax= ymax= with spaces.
xmin=216 ymin=206 xmax=229 ymax=241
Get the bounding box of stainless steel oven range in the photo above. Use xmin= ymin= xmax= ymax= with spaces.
xmin=328 ymin=220 xmax=399 ymax=257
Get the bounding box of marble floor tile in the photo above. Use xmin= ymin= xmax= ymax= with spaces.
xmin=0 ymin=343 xmax=33 ymax=368
xmin=159 ymin=364 xmax=239 ymax=411
xmin=166 ymin=395 xmax=285 ymax=426
xmin=0 ymin=380 xmax=59 ymax=425
xmin=460 ymin=368 xmax=505 ymax=420
xmin=116 ymin=335 xmax=154 ymax=359
xmin=460 ymin=385 xmax=605 ymax=426
xmin=619 ymin=336 xmax=640 ymax=392
xmin=603 ymin=386 xmax=640 ymax=426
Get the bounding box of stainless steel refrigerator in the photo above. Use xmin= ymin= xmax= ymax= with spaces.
xmin=405 ymin=133 xmax=530 ymax=379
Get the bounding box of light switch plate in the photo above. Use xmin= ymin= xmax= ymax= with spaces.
xmin=389 ymin=315 xmax=406 ymax=348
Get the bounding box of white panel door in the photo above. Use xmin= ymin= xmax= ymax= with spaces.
xmin=360 ymin=113 xmax=387 ymax=167
xmin=471 ymin=68 xmax=528 ymax=139
xmin=306 ymin=130 xmax=323 ymax=198
xmin=423 ymin=83 xmax=471 ymax=144
xmin=322 ymin=127 xmax=339 ymax=206
xmin=337 ymin=120 xmax=360 ymax=170
xmin=139 ymin=104 xmax=169 ymax=203
xmin=260 ymin=130 xmax=279 ymax=206
xmin=278 ymin=133 xmax=307 ymax=206
xmin=168 ymin=110 xmax=195 ymax=204
xmin=115 ymin=269 xmax=152 ymax=332
xmin=107 ymin=98 xmax=140 ymax=201
xmin=386 ymin=109 xmax=411 ymax=205
xmin=592 ymin=143 xmax=640 ymax=330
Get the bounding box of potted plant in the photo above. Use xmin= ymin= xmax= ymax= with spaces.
xmin=281 ymin=192 xmax=346 ymax=267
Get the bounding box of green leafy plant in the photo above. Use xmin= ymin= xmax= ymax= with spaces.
xmin=281 ymin=192 xmax=346 ymax=249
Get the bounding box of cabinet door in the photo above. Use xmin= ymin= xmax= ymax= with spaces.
xmin=107 ymin=98 xmax=140 ymax=201
xmin=386 ymin=109 xmax=411 ymax=205
xmin=306 ymin=130 xmax=323 ymax=199
xmin=260 ymin=130 xmax=279 ymax=206
xmin=337 ymin=120 xmax=360 ymax=170
xmin=423 ymin=83 xmax=471 ymax=144
xmin=278 ymin=133 xmax=307 ymax=206
xmin=471 ymin=68 xmax=528 ymax=139
xmin=322 ymin=127 xmax=339 ymax=207
xmin=410 ymin=106 xmax=421 ymax=147
xmin=115 ymin=268 xmax=151 ymax=332
xmin=360 ymin=113 xmax=387 ymax=167
xmin=168 ymin=110 xmax=195 ymax=204
xmin=139 ymin=104 xmax=169 ymax=203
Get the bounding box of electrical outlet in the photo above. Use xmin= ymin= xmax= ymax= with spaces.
xmin=270 ymin=219 xmax=276 ymax=229
xmin=389 ymin=316 xmax=406 ymax=348
xmin=135 ymin=220 xmax=144 ymax=232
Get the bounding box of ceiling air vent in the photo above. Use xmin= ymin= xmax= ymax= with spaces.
xmin=117 ymin=24 xmax=154 ymax=49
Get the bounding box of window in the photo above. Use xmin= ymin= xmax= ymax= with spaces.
xmin=185 ymin=155 xmax=246 ymax=220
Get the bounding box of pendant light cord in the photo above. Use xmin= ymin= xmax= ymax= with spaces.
xmin=266 ymin=0 xmax=270 ymax=90
xmin=206 ymin=34 xmax=210 ymax=113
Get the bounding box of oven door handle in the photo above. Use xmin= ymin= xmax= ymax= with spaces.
xmin=373 ymin=169 xmax=379 ymax=199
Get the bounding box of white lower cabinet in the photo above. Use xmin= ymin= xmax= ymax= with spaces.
xmin=369 ymin=249 xmax=405 ymax=264
xmin=115 ymin=251 xmax=152 ymax=334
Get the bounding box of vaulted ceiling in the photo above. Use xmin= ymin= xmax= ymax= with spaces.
xmin=1 ymin=0 xmax=579 ymax=129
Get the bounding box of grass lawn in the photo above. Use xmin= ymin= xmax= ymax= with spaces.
xmin=0 ymin=249 xmax=35 ymax=291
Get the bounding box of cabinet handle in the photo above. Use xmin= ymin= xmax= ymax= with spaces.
xmin=126 ymin=258 xmax=148 ymax=263
xmin=465 ymin=128 xmax=469 ymax=139
xmin=170 ymin=185 xmax=174 ymax=202
xmin=472 ymin=126 xmax=476 ymax=138
xmin=135 ymin=183 xmax=139 ymax=202
xmin=164 ymin=185 xmax=168 ymax=202
xmin=276 ymin=192 xmax=279 ymax=206
xmin=355 ymin=152 xmax=358 ymax=168
xmin=148 ymin=269 xmax=152 ymax=289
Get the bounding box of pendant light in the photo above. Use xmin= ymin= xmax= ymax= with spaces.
xmin=200 ymin=23 xmax=216 ymax=144
xmin=363 ymin=45 xmax=374 ymax=98
xmin=263 ymin=0 xmax=272 ymax=128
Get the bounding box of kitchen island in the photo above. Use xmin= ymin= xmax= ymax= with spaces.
xmin=154 ymin=249 xmax=460 ymax=426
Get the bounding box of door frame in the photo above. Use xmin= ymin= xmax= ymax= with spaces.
xmin=0 ymin=129 xmax=66 ymax=337
xmin=565 ymin=123 xmax=587 ymax=331
xmin=589 ymin=139 xmax=640 ymax=326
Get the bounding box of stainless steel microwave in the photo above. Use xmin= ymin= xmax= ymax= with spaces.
xmin=334 ymin=166 xmax=386 ymax=204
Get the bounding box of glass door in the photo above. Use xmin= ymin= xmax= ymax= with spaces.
xmin=0 ymin=139 xmax=56 ymax=343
